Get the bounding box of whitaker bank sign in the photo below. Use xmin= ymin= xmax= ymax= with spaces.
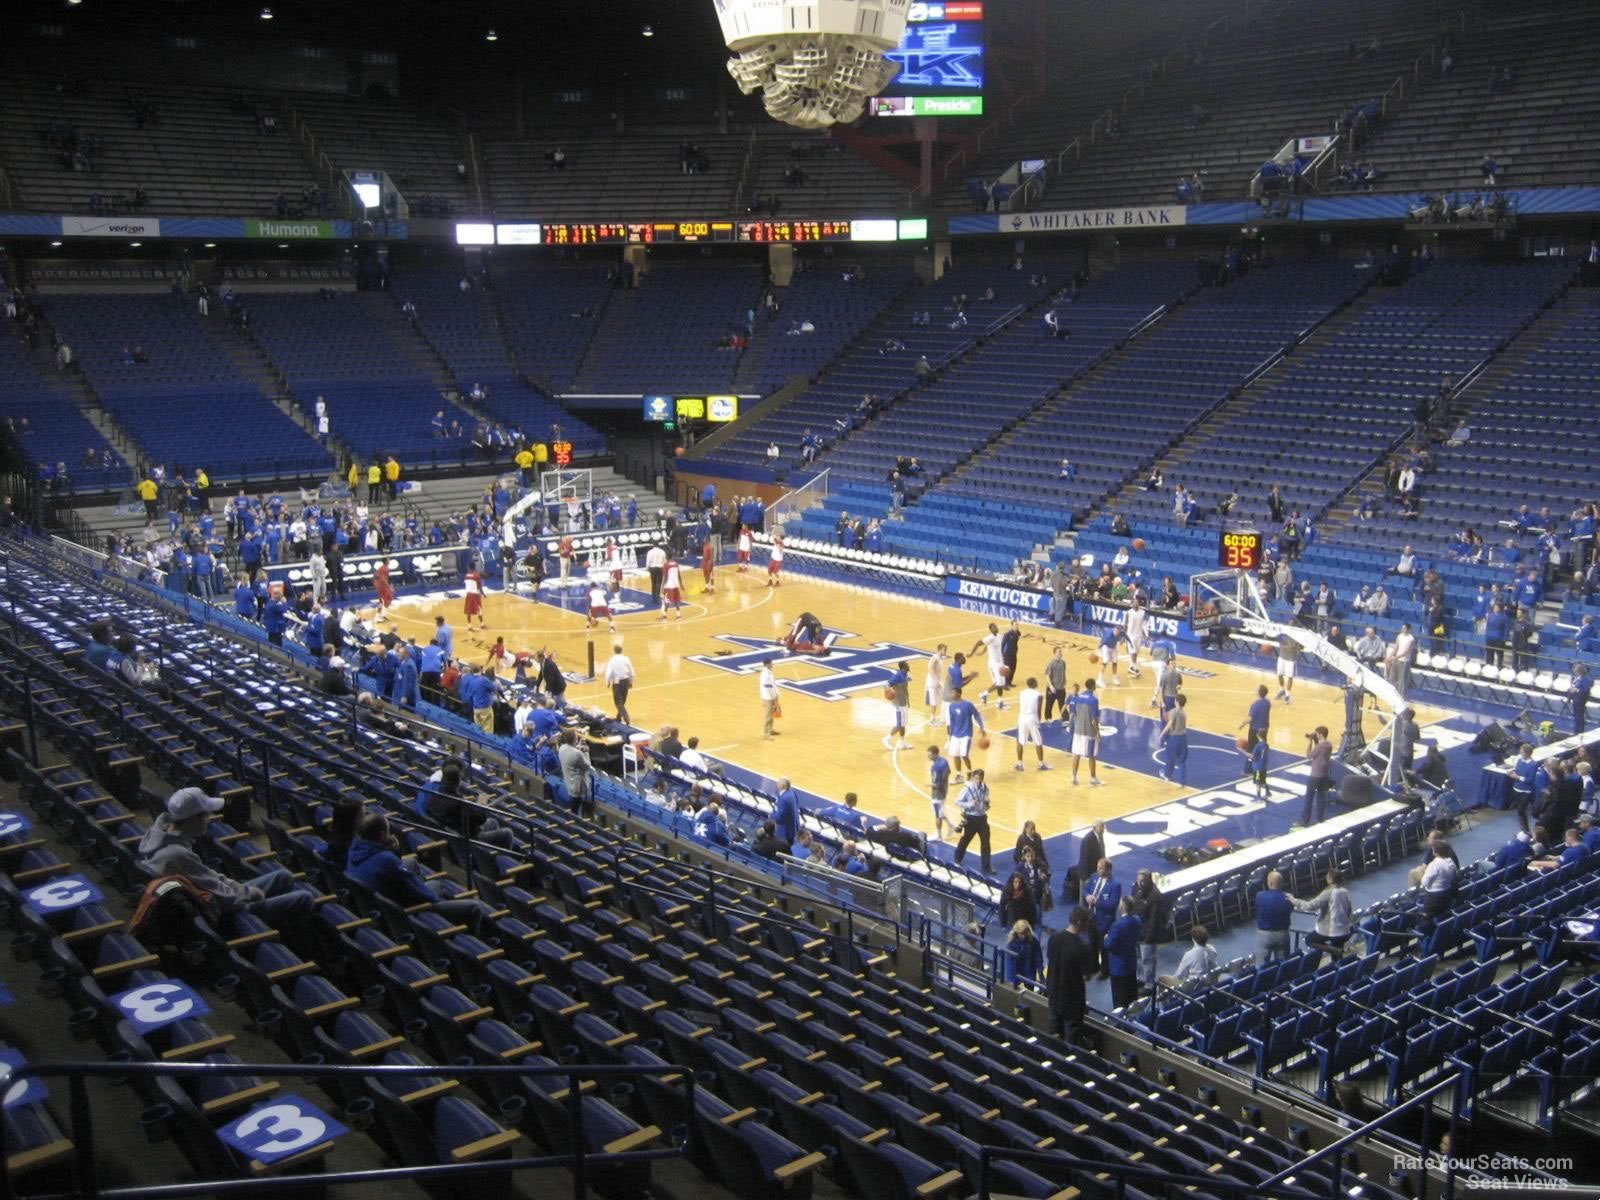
xmin=1006 ymin=206 xmax=1187 ymax=232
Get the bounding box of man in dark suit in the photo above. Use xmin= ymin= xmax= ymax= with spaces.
xmin=1047 ymin=906 xmax=1094 ymax=1044
xmin=1072 ymin=818 xmax=1105 ymax=903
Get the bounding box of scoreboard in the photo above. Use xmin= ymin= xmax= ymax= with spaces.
xmin=536 ymin=220 xmax=853 ymax=245
xmin=1217 ymin=530 xmax=1264 ymax=571
xmin=463 ymin=219 xmax=924 ymax=247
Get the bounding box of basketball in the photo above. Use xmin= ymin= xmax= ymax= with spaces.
xmin=1236 ymin=735 xmax=1251 ymax=752
xmin=1088 ymin=653 xmax=1099 ymax=664
xmin=999 ymin=665 xmax=1011 ymax=680
xmin=1132 ymin=537 xmax=1146 ymax=551
xmin=1259 ymin=643 xmax=1274 ymax=657
xmin=883 ymin=687 xmax=896 ymax=701
xmin=976 ymin=734 xmax=991 ymax=750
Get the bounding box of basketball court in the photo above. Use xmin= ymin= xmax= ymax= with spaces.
xmin=376 ymin=559 xmax=1460 ymax=859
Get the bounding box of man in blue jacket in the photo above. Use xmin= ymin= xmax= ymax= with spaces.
xmin=304 ymin=605 xmax=326 ymax=658
xmin=1084 ymin=857 xmax=1122 ymax=978
xmin=263 ymin=590 xmax=291 ymax=646
xmin=417 ymin=640 xmax=445 ymax=705
xmin=772 ymin=778 xmax=799 ymax=845
xmin=345 ymin=812 xmax=493 ymax=932
xmin=456 ymin=665 xmax=497 ymax=732
xmin=1254 ymin=870 xmax=1294 ymax=964
xmin=1103 ymin=896 xmax=1143 ymax=1009
xmin=233 ymin=575 xmax=256 ymax=621
xmin=391 ymin=644 xmax=420 ymax=709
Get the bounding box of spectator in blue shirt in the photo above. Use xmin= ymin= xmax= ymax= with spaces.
xmin=1005 ymin=920 xmax=1044 ymax=988
xmin=433 ymin=616 xmax=455 ymax=661
xmin=263 ymin=593 xmax=291 ymax=646
xmin=1572 ymin=663 xmax=1593 ymax=735
xmin=1510 ymin=743 xmax=1539 ymax=833
xmin=1484 ymin=603 xmax=1511 ymax=667
xmin=1582 ymin=616 xmax=1600 ymax=655
xmin=693 ymin=798 xmax=730 ymax=847
xmin=772 ymin=778 xmax=799 ymax=844
xmin=1514 ymin=568 xmax=1542 ymax=610
xmin=417 ymin=641 xmax=445 ymax=704
xmin=458 ymin=665 xmax=497 ymax=732
xmin=233 ymin=575 xmax=256 ymax=620
xmin=304 ymin=606 xmax=326 ymax=657
xmin=1530 ymin=828 xmax=1586 ymax=872
xmin=346 ymin=812 xmax=494 ymax=933
xmin=1492 ymin=830 xmax=1534 ymax=871
xmin=390 ymin=644 xmax=420 ymax=709
xmin=1580 ymin=815 xmax=1600 ymax=855
xmin=1241 ymin=685 xmax=1272 ymax=750
xmin=1254 ymin=871 xmax=1293 ymax=963
xmin=831 ymin=841 xmax=868 ymax=875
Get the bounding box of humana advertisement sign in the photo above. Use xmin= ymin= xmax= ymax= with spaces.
xmin=246 ymin=219 xmax=336 ymax=239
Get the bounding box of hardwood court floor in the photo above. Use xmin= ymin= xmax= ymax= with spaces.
xmin=381 ymin=566 xmax=1457 ymax=845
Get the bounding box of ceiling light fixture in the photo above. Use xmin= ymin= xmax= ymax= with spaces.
xmin=259 ymin=7 xmax=274 ymax=20
xmin=484 ymin=28 xmax=498 ymax=42
xmin=641 ymin=24 xmax=655 ymax=37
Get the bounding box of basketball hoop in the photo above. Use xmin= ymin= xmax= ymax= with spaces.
xmin=714 ymin=0 xmax=908 ymax=129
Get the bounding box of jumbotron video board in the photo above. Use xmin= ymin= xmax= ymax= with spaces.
xmin=868 ymin=0 xmax=986 ymax=119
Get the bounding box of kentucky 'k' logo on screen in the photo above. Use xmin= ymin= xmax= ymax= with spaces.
xmin=688 ymin=633 xmax=927 ymax=702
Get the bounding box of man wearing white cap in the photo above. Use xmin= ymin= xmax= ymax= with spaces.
xmin=138 ymin=787 xmax=315 ymax=942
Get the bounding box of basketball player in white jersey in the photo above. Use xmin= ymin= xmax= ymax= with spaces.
xmin=924 ymin=643 xmax=949 ymax=726
xmin=605 ymin=540 xmax=624 ymax=591
xmin=658 ymin=556 xmax=684 ymax=621
xmin=1014 ymin=675 xmax=1048 ymax=770
xmin=766 ymin=535 xmax=784 ymax=587
xmin=1123 ymin=601 xmax=1146 ymax=679
xmin=972 ymin=623 xmax=1008 ymax=709
xmin=736 ymin=525 xmax=752 ymax=573
xmin=587 ymin=583 xmax=615 ymax=633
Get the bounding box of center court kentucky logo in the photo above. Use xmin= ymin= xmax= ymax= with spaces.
xmin=688 ymin=632 xmax=928 ymax=702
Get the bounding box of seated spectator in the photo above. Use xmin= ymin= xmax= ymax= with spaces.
xmin=138 ymin=787 xmax=316 ymax=952
xmin=1529 ymin=827 xmax=1588 ymax=871
xmin=867 ymin=814 xmax=925 ymax=856
xmin=831 ymin=840 xmax=869 ymax=876
xmin=1385 ymin=544 xmax=1417 ymax=579
xmin=693 ymin=798 xmax=730 ymax=846
xmin=346 ymin=812 xmax=497 ymax=932
xmin=1158 ymin=925 xmax=1217 ymax=988
xmin=679 ymin=736 xmax=709 ymax=771
xmin=751 ymin=819 xmax=786 ymax=860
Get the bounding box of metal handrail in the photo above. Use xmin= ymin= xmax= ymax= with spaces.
xmin=974 ymin=1065 xmax=1500 ymax=1200
xmin=977 ymin=1146 xmax=1327 ymax=1200
xmin=0 ymin=1058 xmax=696 ymax=1200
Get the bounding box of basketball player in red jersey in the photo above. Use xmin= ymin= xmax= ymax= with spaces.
xmin=462 ymin=567 xmax=487 ymax=630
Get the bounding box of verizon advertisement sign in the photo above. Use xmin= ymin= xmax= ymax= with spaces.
xmin=61 ymin=216 xmax=162 ymax=238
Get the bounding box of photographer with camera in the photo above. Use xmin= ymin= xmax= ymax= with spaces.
xmin=1298 ymin=725 xmax=1334 ymax=827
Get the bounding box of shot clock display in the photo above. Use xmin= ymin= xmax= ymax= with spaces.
xmin=1218 ymin=530 xmax=1264 ymax=571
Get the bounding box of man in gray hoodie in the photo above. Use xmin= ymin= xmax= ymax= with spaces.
xmin=137 ymin=787 xmax=315 ymax=946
